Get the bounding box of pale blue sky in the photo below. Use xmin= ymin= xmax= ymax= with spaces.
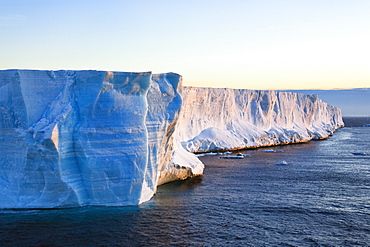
xmin=1 ymin=0 xmax=369 ymax=89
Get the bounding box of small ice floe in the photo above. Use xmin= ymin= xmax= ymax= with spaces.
xmin=219 ymin=153 xmax=246 ymax=159
xmin=261 ymin=149 xmax=276 ymax=153
xmin=206 ymin=152 xmax=219 ymax=156
xmin=352 ymin=152 xmax=367 ymax=156
xmin=196 ymin=152 xmax=219 ymax=157
xmin=276 ymin=160 xmax=288 ymax=165
xmin=237 ymin=153 xmax=250 ymax=157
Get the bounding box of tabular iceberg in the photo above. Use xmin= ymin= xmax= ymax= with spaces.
xmin=0 ymin=70 xmax=343 ymax=208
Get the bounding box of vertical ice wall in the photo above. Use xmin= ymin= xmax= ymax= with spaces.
xmin=57 ymin=71 xmax=152 ymax=206
xmin=147 ymin=74 xmax=203 ymax=186
xmin=0 ymin=70 xmax=196 ymax=208
xmin=0 ymin=70 xmax=79 ymax=208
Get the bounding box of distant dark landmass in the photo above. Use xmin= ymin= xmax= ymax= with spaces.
xmin=282 ymin=88 xmax=370 ymax=117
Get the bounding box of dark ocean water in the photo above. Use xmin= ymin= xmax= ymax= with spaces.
xmin=1 ymin=119 xmax=370 ymax=246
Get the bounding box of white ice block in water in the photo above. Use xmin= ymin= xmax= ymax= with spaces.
xmin=0 ymin=70 xmax=343 ymax=208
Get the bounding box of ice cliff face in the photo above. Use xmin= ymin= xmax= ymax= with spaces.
xmin=145 ymin=74 xmax=203 ymax=187
xmin=0 ymin=70 xmax=201 ymax=208
xmin=0 ymin=70 xmax=343 ymax=208
xmin=176 ymin=87 xmax=344 ymax=153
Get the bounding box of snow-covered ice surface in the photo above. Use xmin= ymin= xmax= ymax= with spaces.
xmin=0 ymin=70 xmax=343 ymax=208
xmin=176 ymin=87 xmax=344 ymax=153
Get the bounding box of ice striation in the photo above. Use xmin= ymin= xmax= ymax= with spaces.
xmin=0 ymin=70 xmax=202 ymax=208
xmin=0 ymin=70 xmax=343 ymax=208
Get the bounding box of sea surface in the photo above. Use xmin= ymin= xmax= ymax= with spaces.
xmin=1 ymin=118 xmax=370 ymax=246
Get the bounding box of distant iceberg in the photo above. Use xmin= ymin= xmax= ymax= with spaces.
xmin=0 ymin=70 xmax=343 ymax=208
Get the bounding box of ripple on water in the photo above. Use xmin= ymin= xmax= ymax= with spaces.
xmin=0 ymin=127 xmax=370 ymax=246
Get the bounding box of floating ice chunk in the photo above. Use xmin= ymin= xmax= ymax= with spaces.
xmin=276 ymin=160 xmax=288 ymax=165
xmin=352 ymin=152 xmax=367 ymax=155
xmin=219 ymin=155 xmax=245 ymax=159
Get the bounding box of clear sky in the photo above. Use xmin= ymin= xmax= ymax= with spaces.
xmin=1 ymin=0 xmax=369 ymax=90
